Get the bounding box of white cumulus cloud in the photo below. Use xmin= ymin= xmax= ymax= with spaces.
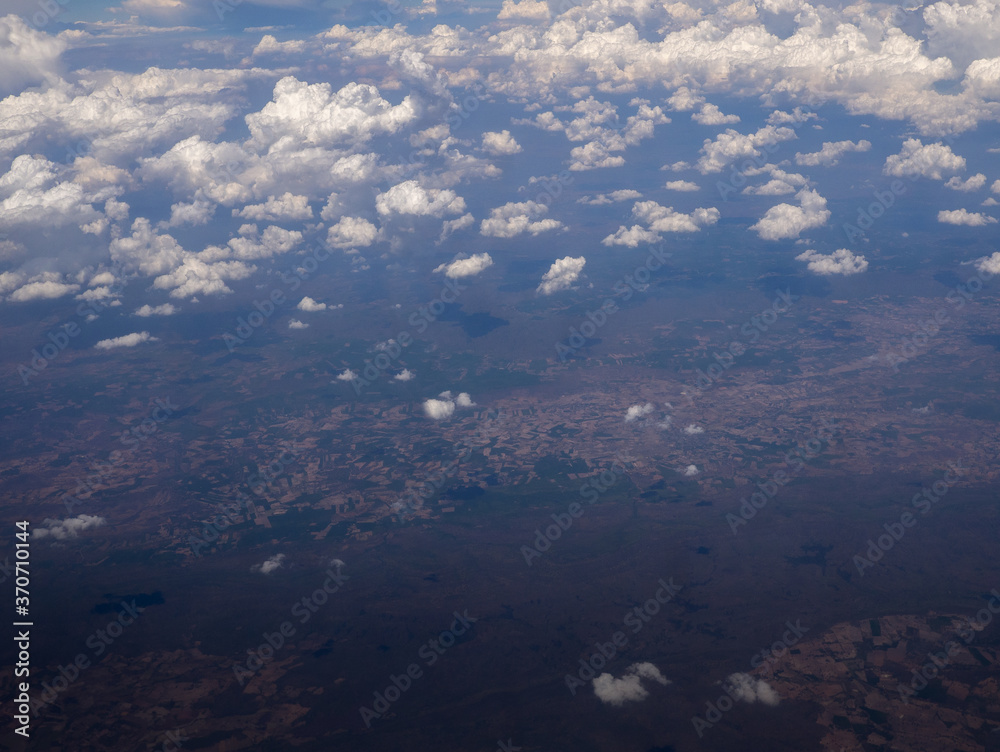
xmin=433 ymin=253 xmax=493 ymax=279
xmin=796 ymin=248 xmax=869 ymax=275
xmin=593 ymin=662 xmax=670 ymax=706
xmin=95 ymin=331 xmax=158 ymax=350
xmin=537 ymin=256 xmax=586 ymax=295
xmin=751 ymin=189 xmax=830 ymax=240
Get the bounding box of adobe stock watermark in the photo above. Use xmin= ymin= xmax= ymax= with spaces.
xmin=395 ymin=409 xmax=505 ymax=517
xmin=521 ymin=454 xmax=630 ymax=565
xmin=726 ymin=417 xmax=838 ymax=534
xmin=564 ymin=577 xmax=681 ymax=695
xmin=232 ymin=563 xmax=349 ymax=686
xmin=895 ymin=591 xmax=1000 ymax=704
xmin=852 ymin=461 xmax=966 ymax=576
xmin=62 ymin=397 xmax=180 ymax=513
xmin=556 ymin=244 xmax=672 ymax=361
xmin=343 ymin=277 xmax=470 ymax=394
xmin=223 ymin=241 xmax=334 ymax=352
xmin=359 ymin=610 xmax=477 ymax=727
xmin=28 ymin=600 xmax=145 ymax=717
xmin=881 ymin=263 xmax=994 ymax=373
xmin=688 ymin=288 xmax=799 ymax=397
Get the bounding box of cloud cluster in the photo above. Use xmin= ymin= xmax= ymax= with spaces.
xmin=252 ymin=553 xmax=286 ymax=575
xmin=537 ymin=256 xmax=586 ymax=295
xmin=750 ymin=189 xmax=830 ymax=240
xmin=624 ymin=403 xmax=654 ymax=422
xmin=593 ymin=662 xmax=670 ymax=706
xmin=796 ymin=248 xmax=869 ymax=275
xmin=34 ymin=515 xmax=107 ymax=540
xmin=433 ymin=253 xmax=494 ymax=278
xmin=938 ymin=208 xmax=998 ymax=225
xmin=884 ymin=139 xmax=966 ymax=180
xmin=723 ymin=672 xmax=780 ymax=706
xmin=94 ymin=331 xmax=158 ymax=350
xmin=423 ymin=391 xmax=475 ymax=419
xmin=480 ymin=201 xmax=562 ymax=237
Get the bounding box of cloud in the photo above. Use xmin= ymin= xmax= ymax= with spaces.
xmin=692 ymin=103 xmax=740 ymax=125
xmin=625 ymin=403 xmax=654 ymax=422
xmin=481 ymin=201 xmax=562 ymax=237
xmin=884 ymin=139 xmax=966 ymax=180
xmin=394 ymin=369 xmax=415 ymax=381
xmin=667 ymin=86 xmax=705 ymax=112
xmin=497 ymin=0 xmax=550 ymax=22
xmin=433 ymin=252 xmax=493 ymax=278
xmin=7 ymin=275 xmax=80 ymax=302
xmin=423 ymin=398 xmax=456 ymax=420
xmin=794 ymin=140 xmax=871 ymax=167
xmin=578 ymin=189 xmax=642 ymax=205
xmin=336 ymin=369 xmax=357 ymax=382
xmin=94 ymin=331 xmax=158 ymax=350
xmin=134 ymin=303 xmax=176 ymax=316
xmin=684 ymin=424 xmax=704 ymax=434
xmin=252 ymin=553 xmax=286 ymax=575
xmin=423 ymin=391 xmax=475 ymax=419
xmin=945 ymin=174 xmax=987 ymax=192
xmin=376 ymin=180 xmax=466 ymax=217
xmin=976 ymin=252 xmax=1000 ymax=275
xmin=665 ymin=180 xmax=699 ymax=192
xmin=751 ymin=189 xmax=830 ymax=240
xmin=482 ymin=129 xmax=522 ymax=155
xmin=233 ymin=192 xmax=313 ymax=221
xmin=593 ymin=662 xmax=670 ymax=706
xmin=796 ymin=248 xmax=869 ymax=275
xmin=601 ymin=225 xmax=661 ymax=247
xmin=723 ymin=673 xmax=780 ymax=706
xmin=438 ymin=213 xmax=475 ymax=242
xmin=33 ymin=515 xmax=107 ymax=540
xmin=683 ymin=464 xmax=699 ymax=476
xmin=698 ymin=126 xmax=797 ymax=174
xmin=288 ymin=319 xmax=308 ymax=329
xmin=537 ymin=256 xmax=586 ymax=295
xmin=297 ymin=296 xmax=327 ymax=312
xmin=938 ymin=208 xmax=998 ymax=225
xmin=603 ymin=202 xmax=718 ymax=245
xmin=327 ymin=217 xmax=379 ymax=248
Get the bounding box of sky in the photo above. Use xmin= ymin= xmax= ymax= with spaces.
xmin=1 ymin=0 xmax=1000 ymax=324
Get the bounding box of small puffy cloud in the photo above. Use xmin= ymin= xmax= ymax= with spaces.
xmin=288 ymin=319 xmax=308 ymax=329
xmin=424 ymin=391 xmax=475 ymax=418
xmin=976 ymin=252 xmax=1000 ymax=275
xmin=134 ymin=303 xmax=176 ymax=317
xmin=796 ymin=248 xmax=868 ymax=275
xmin=665 ymin=180 xmax=699 ymax=192
xmin=578 ymin=189 xmax=642 ymax=205
xmin=433 ymin=253 xmax=493 ymax=279
xmin=233 ymin=192 xmax=313 ymax=222
xmin=395 ymin=369 xmax=415 ymax=381
xmin=162 ymin=199 xmax=215 ymax=228
xmin=438 ymin=213 xmax=475 ymax=243
xmin=625 ymin=403 xmax=654 ymax=422
xmin=938 ymin=209 xmax=997 ymax=226
xmin=327 ymin=216 xmax=378 ymax=248
xmin=698 ymin=126 xmax=797 ymax=174
xmin=634 ymin=202 xmax=720 ymax=233
xmin=95 ymin=331 xmax=158 ymax=350
xmin=482 ymin=130 xmax=522 ymax=155
xmin=692 ymin=103 xmax=740 ymax=125
xmin=683 ymin=464 xmax=699 ymax=476
xmin=481 ymin=201 xmax=562 ymax=238
xmin=723 ymin=673 xmax=780 ymax=706
xmin=8 ymin=276 xmax=80 ymax=302
xmin=252 ymin=553 xmax=286 ymax=575
xmin=424 ymin=398 xmax=456 ymax=420
xmin=751 ymin=189 xmax=830 ymax=241
xmin=336 ymin=369 xmax=358 ymax=382
xmin=593 ymin=663 xmax=670 ymax=706
xmin=297 ymin=296 xmax=327 ymax=312
xmin=993 ymin=179 xmax=1000 ymax=194
xmin=34 ymin=515 xmax=107 ymax=540
xmin=602 ymin=225 xmax=660 ymax=247
xmin=376 ymin=180 xmax=466 ymax=218
xmin=884 ymin=139 xmax=966 ymax=180
xmin=685 ymin=424 xmax=704 ymax=434
xmin=537 ymin=256 xmax=586 ymax=295
xmin=945 ymin=174 xmax=987 ymax=192
xmin=794 ymin=140 xmax=871 ymax=167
